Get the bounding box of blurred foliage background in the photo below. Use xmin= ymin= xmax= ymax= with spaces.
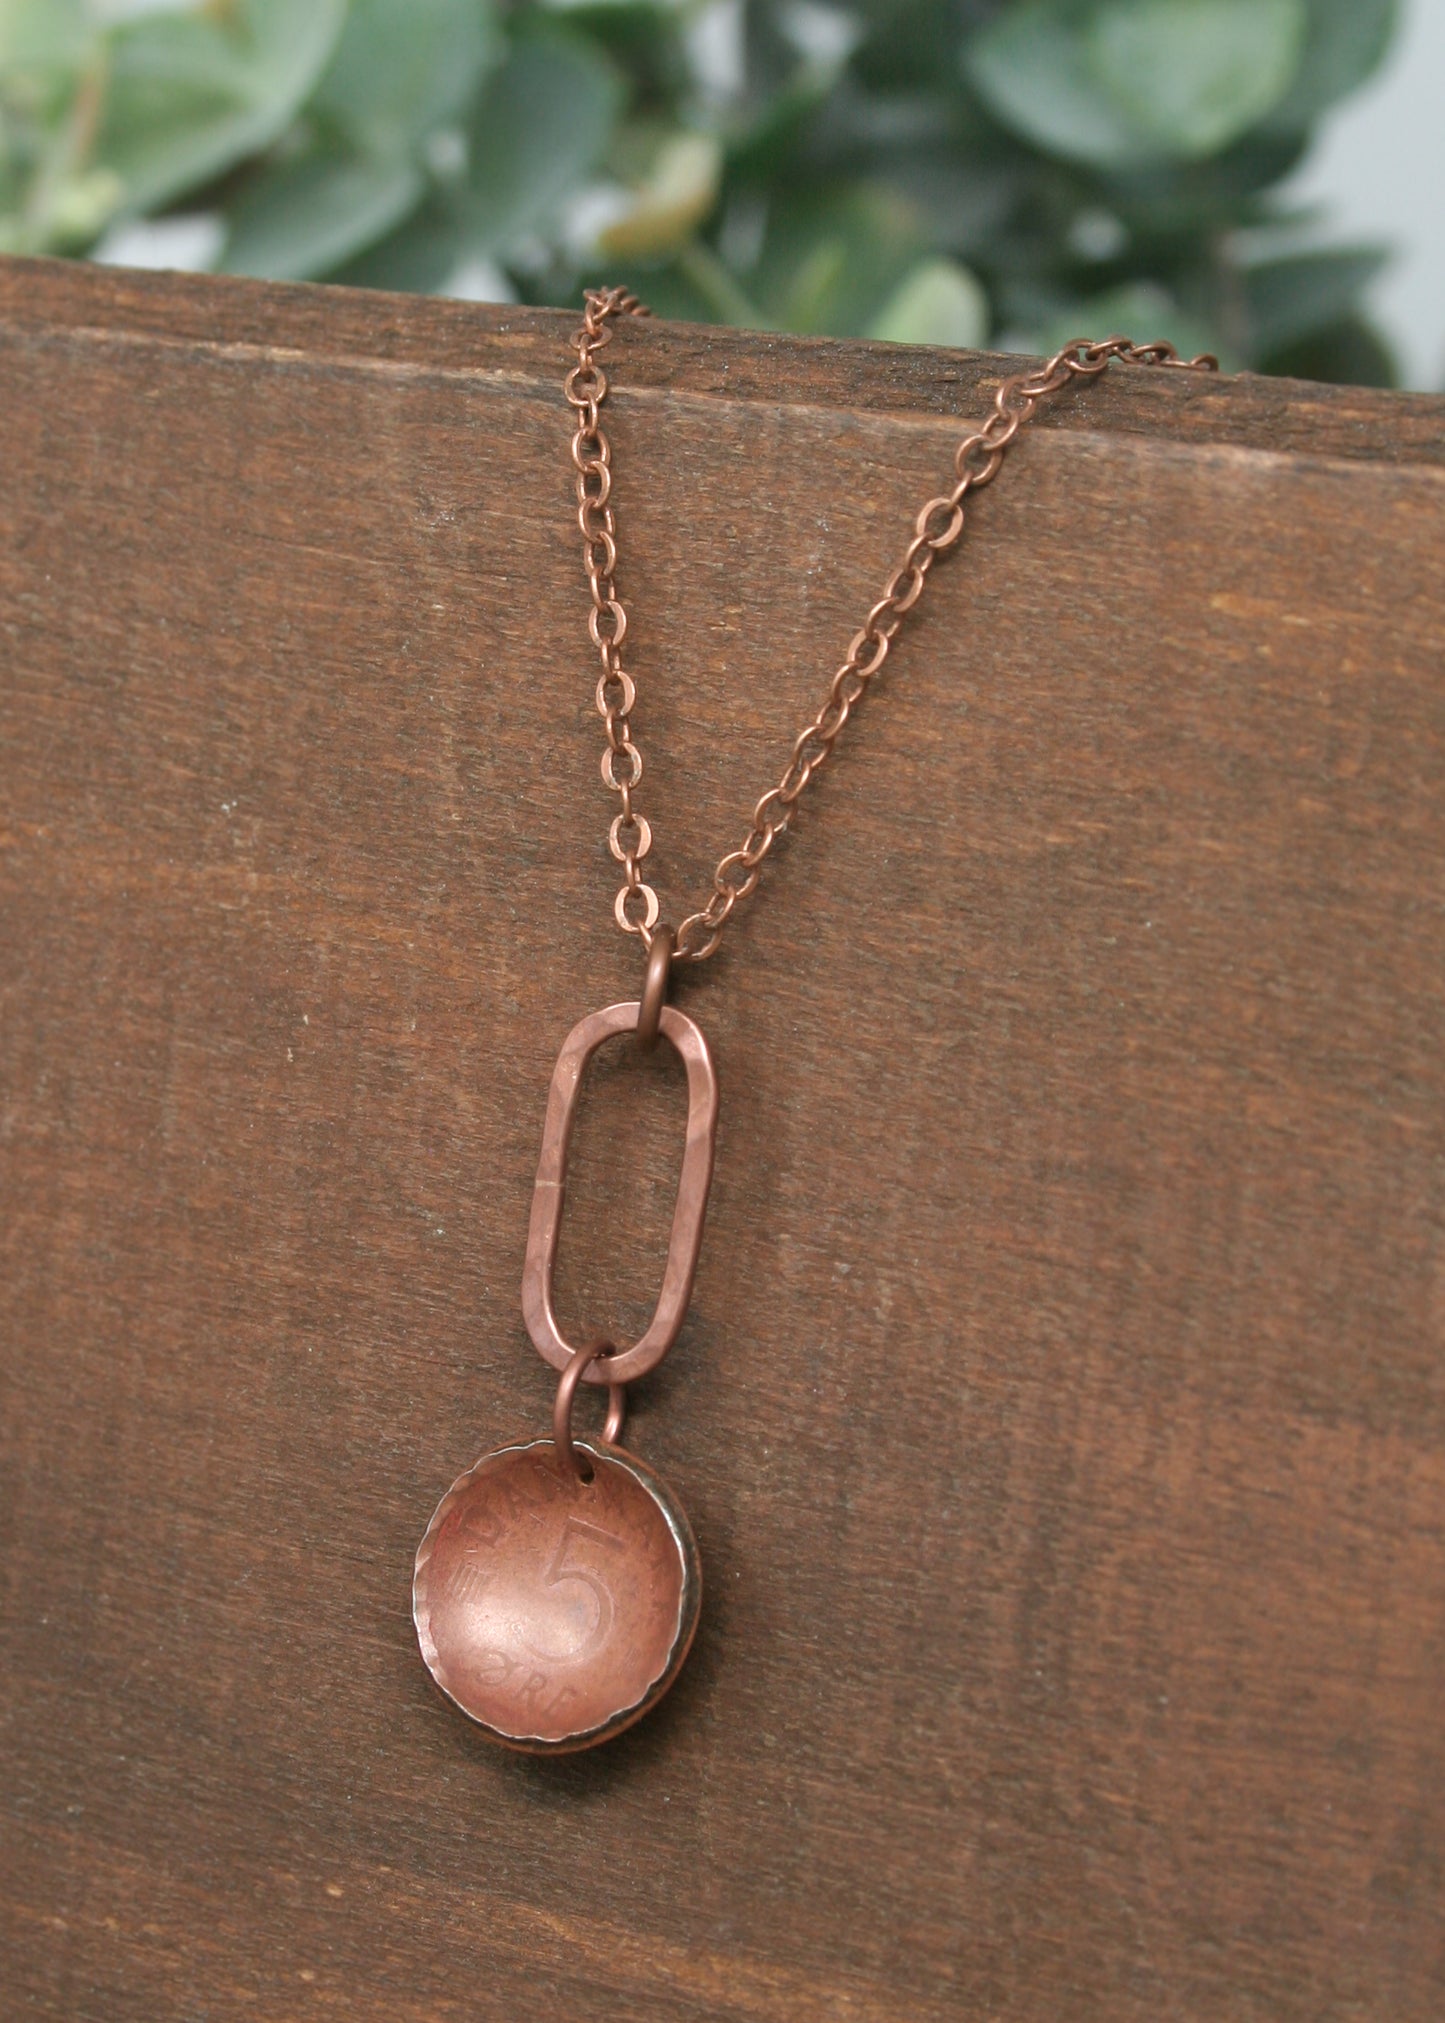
xmin=0 ymin=0 xmax=1402 ymax=379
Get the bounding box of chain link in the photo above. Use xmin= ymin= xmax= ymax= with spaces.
xmin=566 ymin=285 xmax=1217 ymax=963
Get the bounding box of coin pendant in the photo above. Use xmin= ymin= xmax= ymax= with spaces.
xmin=413 ymin=1438 xmax=701 ymax=1753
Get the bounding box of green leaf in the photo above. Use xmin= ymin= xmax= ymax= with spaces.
xmin=720 ymin=63 xmax=838 ymax=183
xmin=853 ymin=0 xmax=982 ymax=93
xmin=967 ymin=0 xmax=1307 ymax=167
xmin=0 ymin=0 xmax=92 ymax=72
xmin=534 ymin=1 xmax=694 ymax=107
xmin=211 ymin=2 xmax=504 ymax=285
xmin=1262 ymin=0 xmax=1397 ymax=132
xmin=459 ymin=28 xmax=621 ymax=254
xmin=967 ymin=4 xmax=1137 ymax=167
xmin=1260 ymin=314 xmax=1397 ymax=387
xmin=1087 ymin=0 xmax=1307 ymax=158
xmin=869 ymin=256 xmax=989 ymax=349
xmin=325 ymin=197 xmax=465 ymax=292
xmin=0 ymin=4 xmax=110 ymax=251
xmin=749 ymin=183 xmax=929 ymax=336
xmin=873 ymin=157 xmax=1021 ymax=261
xmin=96 ymin=0 xmax=348 ymax=216
xmin=1103 ymin=129 xmax=1309 ymax=225
xmin=221 ymin=145 xmax=423 ymax=280
xmin=312 ymin=0 xmax=500 ymax=150
xmin=1242 ymin=246 xmax=1388 ymax=356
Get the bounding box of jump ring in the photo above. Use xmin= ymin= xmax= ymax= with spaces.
xmin=637 ymin=923 xmax=673 ymax=1050
xmin=554 ymin=1342 xmax=627 ymax=1482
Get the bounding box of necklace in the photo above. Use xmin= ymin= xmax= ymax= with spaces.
xmin=412 ymin=289 xmax=1217 ymax=1754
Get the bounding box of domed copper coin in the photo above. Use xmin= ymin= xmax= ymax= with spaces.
xmin=413 ymin=1438 xmax=700 ymax=1753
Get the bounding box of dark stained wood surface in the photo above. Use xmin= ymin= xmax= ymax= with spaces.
xmin=1 ymin=254 xmax=1443 ymax=2020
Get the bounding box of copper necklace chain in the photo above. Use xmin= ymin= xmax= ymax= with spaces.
xmin=567 ymin=285 xmax=1217 ymax=966
xmin=412 ymin=296 xmax=1218 ymax=1755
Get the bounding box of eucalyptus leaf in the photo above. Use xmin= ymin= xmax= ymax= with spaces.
xmin=459 ymin=29 xmax=621 ymax=254
xmin=1087 ymin=0 xmax=1307 ymax=159
xmin=967 ymin=0 xmax=1307 ymax=168
xmin=26 ymin=0 xmax=1407 ymax=387
xmin=222 ymin=146 xmax=423 ymax=280
xmin=325 ymin=197 xmax=465 ymax=291
xmin=966 ymin=3 xmax=1145 ymax=168
xmin=721 ymin=63 xmax=839 ymax=182
xmin=853 ymin=0 xmax=984 ymax=94
xmin=1261 ymin=313 xmax=1396 ymax=386
xmin=0 ymin=1 xmax=109 ymax=250
xmin=540 ymin=0 xmax=694 ymax=106
xmin=313 ymin=0 xmax=500 ymax=151
xmin=869 ymin=256 xmax=988 ymax=348
xmin=1103 ymin=129 xmax=1309 ymax=225
xmin=97 ymin=0 xmax=348 ymax=216
xmin=749 ymin=183 xmax=929 ymax=335
xmin=1242 ymin=245 xmax=1388 ymax=356
xmin=0 ymin=0 xmax=93 ymax=72
xmin=875 ymin=156 xmax=1020 ymax=259
xmin=1262 ymin=0 xmax=1397 ymax=133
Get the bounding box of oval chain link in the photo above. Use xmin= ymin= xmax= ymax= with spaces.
xmin=566 ymin=286 xmax=1217 ymax=963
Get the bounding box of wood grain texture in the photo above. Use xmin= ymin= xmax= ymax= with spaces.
xmin=1 ymin=254 xmax=1443 ymax=2021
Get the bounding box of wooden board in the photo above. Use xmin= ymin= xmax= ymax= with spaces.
xmin=1 ymin=255 xmax=1443 ymax=2021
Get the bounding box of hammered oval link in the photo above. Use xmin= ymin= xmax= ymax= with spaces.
xmin=522 ymin=1001 xmax=718 ymax=1384
xmin=566 ymin=291 xmax=1217 ymax=961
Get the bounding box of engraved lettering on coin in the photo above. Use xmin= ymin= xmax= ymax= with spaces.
xmin=414 ymin=1438 xmax=701 ymax=1752
xmin=445 ymin=1557 xmax=490 ymax=1608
